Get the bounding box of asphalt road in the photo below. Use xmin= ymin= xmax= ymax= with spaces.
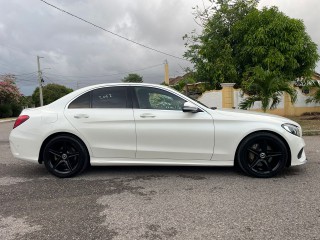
xmin=1 ymin=121 xmax=320 ymax=240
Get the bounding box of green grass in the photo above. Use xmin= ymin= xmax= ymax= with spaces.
xmin=288 ymin=114 xmax=320 ymax=136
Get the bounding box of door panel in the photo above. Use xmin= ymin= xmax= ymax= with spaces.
xmin=64 ymin=86 xmax=136 ymax=158
xmin=134 ymin=109 xmax=214 ymax=160
xmin=133 ymin=86 xmax=214 ymax=160
xmin=65 ymin=109 xmax=136 ymax=158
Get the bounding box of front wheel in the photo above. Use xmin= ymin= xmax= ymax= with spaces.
xmin=237 ymin=133 xmax=289 ymax=178
xmin=43 ymin=135 xmax=89 ymax=178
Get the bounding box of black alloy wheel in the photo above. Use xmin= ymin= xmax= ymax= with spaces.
xmin=237 ymin=132 xmax=288 ymax=178
xmin=43 ymin=135 xmax=89 ymax=178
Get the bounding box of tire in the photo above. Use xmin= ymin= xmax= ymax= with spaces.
xmin=43 ymin=135 xmax=89 ymax=178
xmin=237 ymin=132 xmax=288 ymax=178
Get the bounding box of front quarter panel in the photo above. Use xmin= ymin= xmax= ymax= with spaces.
xmin=211 ymin=113 xmax=306 ymax=165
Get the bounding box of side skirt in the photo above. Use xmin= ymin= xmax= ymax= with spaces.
xmin=90 ymin=158 xmax=234 ymax=167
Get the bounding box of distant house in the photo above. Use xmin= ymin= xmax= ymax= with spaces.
xmin=169 ymin=76 xmax=184 ymax=85
xmin=313 ymin=72 xmax=320 ymax=81
xmin=295 ymin=72 xmax=320 ymax=87
xmin=169 ymin=73 xmax=193 ymax=86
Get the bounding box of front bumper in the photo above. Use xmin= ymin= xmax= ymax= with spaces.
xmin=287 ymin=135 xmax=307 ymax=166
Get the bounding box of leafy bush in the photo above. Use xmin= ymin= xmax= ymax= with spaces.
xmin=11 ymin=104 xmax=23 ymax=117
xmin=0 ymin=104 xmax=13 ymax=118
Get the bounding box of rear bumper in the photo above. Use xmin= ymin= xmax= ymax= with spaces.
xmin=9 ymin=130 xmax=41 ymax=163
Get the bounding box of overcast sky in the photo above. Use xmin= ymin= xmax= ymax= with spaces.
xmin=0 ymin=0 xmax=319 ymax=95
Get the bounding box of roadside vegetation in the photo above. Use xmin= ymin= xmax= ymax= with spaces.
xmin=289 ymin=113 xmax=320 ymax=136
xmin=32 ymin=83 xmax=73 ymax=107
xmin=0 ymin=74 xmax=73 ymax=118
xmin=183 ymin=0 xmax=319 ymax=111
xmin=0 ymin=75 xmax=23 ymax=118
xmin=122 ymin=73 xmax=143 ymax=83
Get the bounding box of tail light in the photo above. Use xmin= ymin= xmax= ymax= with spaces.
xmin=13 ymin=115 xmax=30 ymax=129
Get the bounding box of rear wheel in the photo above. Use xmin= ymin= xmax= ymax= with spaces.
xmin=43 ymin=135 xmax=89 ymax=178
xmin=237 ymin=133 xmax=288 ymax=178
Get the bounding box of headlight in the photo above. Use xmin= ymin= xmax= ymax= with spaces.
xmin=281 ymin=123 xmax=301 ymax=137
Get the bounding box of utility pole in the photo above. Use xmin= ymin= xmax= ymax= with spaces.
xmin=164 ymin=60 xmax=169 ymax=85
xmin=37 ymin=56 xmax=44 ymax=106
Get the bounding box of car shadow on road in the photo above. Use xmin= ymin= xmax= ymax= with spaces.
xmin=1 ymin=162 xmax=307 ymax=180
xmin=84 ymin=165 xmax=243 ymax=178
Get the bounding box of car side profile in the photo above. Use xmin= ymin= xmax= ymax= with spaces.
xmin=10 ymin=83 xmax=307 ymax=178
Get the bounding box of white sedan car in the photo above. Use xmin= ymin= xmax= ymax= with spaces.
xmin=10 ymin=83 xmax=306 ymax=178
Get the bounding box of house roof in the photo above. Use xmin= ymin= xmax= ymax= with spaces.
xmin=313 ymin=72 xmax=320 ymax=80
xmin=169 ymin=73 xmax=193 ymax=85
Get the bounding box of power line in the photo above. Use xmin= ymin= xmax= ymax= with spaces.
xmin=14 ymin=71 xmax=38 ymax=76
xmin=43 ymin=76 xmax=55 ymax=84
xmin=15 ymin=80 xmax=38 ymax=86
xmin=15 ymin=76 xmax=38 ymax=82
xmin=0 ymin=71 xmax=38 ymax=77
xmin=16 ymin=82 xmax=37 ymax=86
xmin=39 ymin=0 xmax=187 ymax=61
xmin=43 ymin=63 xmax=164 ymax=79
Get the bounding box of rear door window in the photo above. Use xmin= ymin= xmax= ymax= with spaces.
xmin=68 ymin=92 xmax=90 ymax=108
xmin=91 ymin=87 xmax=127 ymax=108
xmin=68 ymin=86 xmax=128 ymax=109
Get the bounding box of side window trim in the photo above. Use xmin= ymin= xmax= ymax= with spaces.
xmin=89 ymin=90 xmax=93 ymax=108
xmin=126 ymin=87 xmax=133 ymax=109
xmin=129 ymin=86 xmax=139 ymax=109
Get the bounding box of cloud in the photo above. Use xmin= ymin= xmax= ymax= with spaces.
xmin=0 ymin=0 xmax=319 ymax=95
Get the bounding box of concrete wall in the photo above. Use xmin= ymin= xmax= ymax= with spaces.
xmin=197 ymin=90 xmax=222 ymax=108
xmin=197 ymin=84 xmax=320 ymax=116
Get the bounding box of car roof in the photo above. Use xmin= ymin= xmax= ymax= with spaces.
xmin=81 ymin=82 xmax=164 ymax=87
xmin=44 ymin=82 xmax=210 ymax=113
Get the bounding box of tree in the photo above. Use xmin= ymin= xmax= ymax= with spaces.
xmin=32 ymin=83 xmax=73 ymax=106
xmin=233 ymin=7 xmax=319 ymax=111
xmin=20 ymin=96 xmax=34 ymax=108
xmin=0 ymin=75 xmax=21 ymax=105
xmin=122 ymin=73 xmax=143 ymax=83
xmin=183 ymin=0 xmax=258 ymax=86
xmin=239 ymin=67 xmax=297 ymax=112
xmin=0 ymin=75 xmax=23 ymax=117
xmin=184 ymin=1 xmax=319 ymax=111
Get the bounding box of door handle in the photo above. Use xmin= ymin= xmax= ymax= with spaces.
xmin=74 ymin=114 xmax=89 ymax=119
xmin=140 ymin=113 xmax=156 ymax=118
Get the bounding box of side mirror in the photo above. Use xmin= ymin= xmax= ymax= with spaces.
xmin=182 ymin=102 xmax=199 ymax=113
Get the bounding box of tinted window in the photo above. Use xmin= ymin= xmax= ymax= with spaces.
xmin=134 ymin=87 xmax=185 ymax=110
xmin=68 ymin=92 xmax=90 ymax=108
xmin=91 ymin=87 xmax=127 ymax=108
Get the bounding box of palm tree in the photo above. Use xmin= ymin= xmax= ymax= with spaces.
xmin=239 ymin=67 xmax=297 ymax=112
xmin=306 ymin=80 xmax=320 ymax=104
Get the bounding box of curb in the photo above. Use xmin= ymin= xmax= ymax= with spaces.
xmin=0 ymin=118 xmax=16 ymax=123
